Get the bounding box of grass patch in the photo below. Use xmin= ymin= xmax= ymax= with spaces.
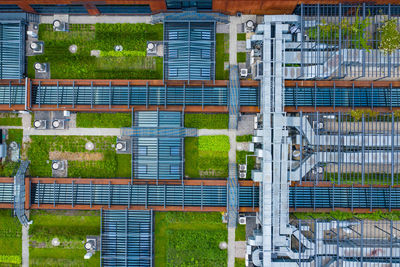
xmin=235 ymin=258 xmax=245 ymax=266
xmin=236 ymin=151 xmax=255 ymax=179
xmin=237 ymin=52 xmax=246 ymax=63
xmin=29 ymin=210 xmax=100 ymax=266
xmin=199 ymin=135 xmax=230 ymax=152
xmin=236 ymin=135 xmax=252 ymax=142
xmin=185 ymin=113 xmax=229 ymax=129
xmin=155 ymin=212 xmax=227 ymax=267
xmin=235 ymin=224 xmax=246 ymax=241
xmin=27 ymin=23 xmax=163 ymax=79
xmin=28 ymin=136 xmax=131 ymax=178
xmin=237 ymin=33 xmax=246 ymax=41
xmin=0 ymin=113 xmax=21 ymax=126
xmin=292 ymin=210 xmax=400 ymax=221
xmin=0 ymin=210 xmax=21 ymax=257
xmin=76 ymin=112 xmax=131 ymax=128
xmin=185 ymin=137 xmax=229 ymax=178
xmin=216 ymin=33 xmax=229 ymax=80
xmin=326 ymin=172 xmax=400 ymax=185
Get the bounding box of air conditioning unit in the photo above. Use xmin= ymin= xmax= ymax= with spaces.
xmin=116 ymin=141 xmax=127 ymax=152
xmin=53 ymin=20 xmax=68 ymax=32
xmin=84 ymin=235 xmax=99 ymax=259
xmin=239 ymin=164 xmax=247 ymax=172
xmin=52 ymin=160 xmax=65 ymax=171
xmin=245 ymin=20 xmax=255 ymax=32
xmin=30 ymin=41 xmax=43 ymax=53
xmin=147 ymin=42 xmax=156 ymax=53
xmin=52 ymin=120 xmax=65 ymax=129
xmin=240 ymin=68 xmax=248 ymax=78
xmin=34 ymin=63 xmax=48 ymax=73
xmin=33 ymin=119 xmax=47 ymax=129
xmin=239 ymin=214 xmax=246 ymax=225
xmin=239 ymin=172 xmax=247 ymax=179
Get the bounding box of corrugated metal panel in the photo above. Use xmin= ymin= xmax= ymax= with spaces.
xmin=96 ymin=5 xmax=151 ymax=14
xmin=0 ymin=21 xmax=25 ymax=79
xmin=31 ymin=5 xmax=88 ymax=14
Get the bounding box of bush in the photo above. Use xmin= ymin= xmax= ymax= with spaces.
xmin=237 ymin=52 xmax=246 ymax=63
xmin=237 ymin=33 xmax=246 ymax=41
xmin=236 ymin=135 xmax=252 ymax=142
xmin=379 ymin=18 xmax=400 ymax=55
xmin=76 ymin=113 xmax=131 ymax=128
xmin=0 ymin=255 xmax=21 ymax=264
xmin=198 ymin=136 xmax=230 ymax=152
xmin=185 ymin=113 xmax=229 ymax=129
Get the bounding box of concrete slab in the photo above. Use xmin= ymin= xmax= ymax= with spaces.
xmin=217 ymin=23 xmax=229 ymax=33
xmin=235 ymin=241 xmax=246 ymax=258
xmin=40 ymin=15 xmax=152 ymax=24
xmin=237 ymin=41 xmax=247 ymax=52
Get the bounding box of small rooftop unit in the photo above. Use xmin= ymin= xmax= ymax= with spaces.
xmin=52 ymin=160 xmax=65 ymax=171
xmin=53 ymin=20 xmax=68 ymax=32
xmin=33 ymin=120 xmax=47 ymax=129
xmin=30 ymin=41 xmax=44 ymax=54
xmin=116 ymin=141 xmax=127 ymax=152
xmin=34 ymin=63 xmax=48 ymax=73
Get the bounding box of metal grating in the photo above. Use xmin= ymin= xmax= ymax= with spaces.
xmin=164 ymin=21 xmax=215 ymax=81
xmin=296 ymin=4 xmax=400 ymax=80
xmin=0 ymin=21 xmax=25 ymax=79
xmin=101 ymin=209 xmax=153 ymax=267
xmin=96 ymin=5 xmax=151 ymax=14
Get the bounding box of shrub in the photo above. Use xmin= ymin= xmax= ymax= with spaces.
xmin=236 ymin=135 xmax=252 ymax=142
xmin=100 ymin=50 xmax=146 ymax=57
xmin=198 ymin=136 xmax=230 ymax=152
xmin=379 ymin=18 xmax=400 ymax=55
xmin=237 ymin=52 xmax=246 ymax=63
xmin=237 ymin=33 xmax=246 ymax=41
xmin=0 ymin=255 xmax=21 ymax=265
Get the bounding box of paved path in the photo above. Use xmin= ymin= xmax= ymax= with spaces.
xmin=22 ymin=224 xmax=29 ymax=267
xmin=24 ymin=128 xmax=121 ymax=136
xmin=1 ymin=126 xmax=23 ymax=129
xmin=229 ymin=17 xmax=238 ymax=65
xmin=197 ymin=129 xmax=229 ymax=136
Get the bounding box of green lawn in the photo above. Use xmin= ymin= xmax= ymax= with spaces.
xmin=326 ymin=172 xmax=400 ymax=185
xmin=237 ymin=33 xmax=246 ymax=41
xmin=76 ymin=113 xmax=132 ymax=128
xmin=27 ymin=136 xmax=131 ymax=178
xmin=292 ymin=210 xmax=400 ymax=221
xmin=27 ymin=23 xmax=163 ymax=79
xmin=185 ymin=113 xmax=229 ymax=129
xmin=155 ymin=212 xmax=227 ymax=267
xmin=216 ymin=33 xmax=229 ymax=80
xmin=235 ymin=258 xmax=245 ymax=266
xmin=29 ymin=210 xmax=100 ymax=267
xmin=0 ymin=113 xmax=22 ymax=126
xmin=236 ymin=135 xmax=252 ymax=142
xmin=0 ymin=129 xmax=23 ymax=177
xmin=236 ymin=151 xmax=256 ymax=179
xmin=237 ymin=52 xmax=246 ymax=63
xmin=0 ymin=210 xmax=21 ymax=265
xmin=185 ymin=136 xmax=229 ymax=178
xmin=235 ymin=224 xmax=246 ymax=241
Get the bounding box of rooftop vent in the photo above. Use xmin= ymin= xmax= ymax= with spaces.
xmin=52 ymin=119 xmax=65 ymax=129
xmin=53 ymin=20 xmax=68 ymax=32
xmin=240 ymin=68 xmax=248 ymax=78
xmin=239 ymin=172 xmax=247 ymax=179
xmin=239 ymin=214 xmax=246 ymax=225
xmin=116 ymin=141 xmax=127 ymax=152
xmin=33 ymin=119 xmax=46 ymax=129
xmin=246 ymin=20 xmax=255 ymax=32
xmin=34 ymin=63 xmax=48 ymax=73
xmin=52 ymin=160 xmax=64 ymax=171
xmin=239 ymin=164 xmax=247 ymax=172
xmin=30 ymin=41 xmax=43 ymax=53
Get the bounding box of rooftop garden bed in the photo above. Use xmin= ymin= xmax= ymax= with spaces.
xmin=76 ymin=112 xmax=132 ymax=128
xmin=27 ymin=135 xmax=131 ymax=178
xmin=0 ymin=129 xmax=23 ymax=177
xmin=216 ymin=33 xmax=229 ymax=80
xmin=184 ymin=113 xmax=229 ymax=129
xmin=155 ymin=212 xmax=227 ymax=267
xmin=0 ymin=209 xmax=22 ymax=266
xmin=27 ymin=23 xmax=163 ymax=79
xmin=29 ymin=210 xmax=100 ymax=267
xmin=292 ymin=210 xmax=400 ymax=221
xmin=236 ymin=151 xmax=256 ymax=179
xmin=0 ymin=113 xmax=22 ymax=126
xmin=185 ymin=136 xmax=229 ymax=178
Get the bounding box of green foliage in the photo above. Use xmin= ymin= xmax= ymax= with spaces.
xmin=185 ymin=137 xmax=229 ymax=178
xmin=350 ymin=109 xmax=379 ymax=121
xmin=308 ymin=8 xmax=372 ymax=50
xmin=379 ymin=18 xmax=400 ymax=55
xmin=0 ymin=113 xmax=21 ymax=126
xmin=0 ymin=210 xmax=21 ymax=255
xmin=216 ymin=33 xmax=229 ymax=80
xmin=235 ymin=258 xmax=245 ymax=267
xmin=30 ymin=210 xmax=100 ymax=266
xmin=236 ymin=151 xmax=256 ymax=179
xmin=0 ymin=255 xmax=21 ymax=265
xmin=27 ymin=23 xmax=163 ymax=79
xmin=236 ymin=135 xmax=252 ymax=142
xmin=235 ymin=224 xmax=246 ymax=241
xmin=155 ymin=212 xmax=227 ymax=267
xmin=237 ymin=33 xmax=246 ymax=41
xmin=0 ymin=130 xmax=23 ymax=177
xmin=76 ymin=112 xmax=131 ymax=128
xmin=198 ymin=136 xmax=230 ymax=152
xmin=292 ymin=210 xmax=400 ymax=220
xmin=28 ymin=136 xmax=131 ymax=178
xmin=184 ymin=113 xmax=229 ymax=129
xmin=99 ymin=50 xmax=146 ymax=57
xmin=237 ymin=52 xmax=246 ymax=63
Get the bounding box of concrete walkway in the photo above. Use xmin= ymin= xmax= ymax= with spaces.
xmin=197 ymin=129 xmax=229 ymax=136
xmin=229 ymin=17 xmax=238 ymax=65
xmin=40 ymin=15 xmax=152 ymax=24
xmin=24 ymin=128 xmax=121 ymax=136
xmin=22 ymin=224 xmax=29 ymax=267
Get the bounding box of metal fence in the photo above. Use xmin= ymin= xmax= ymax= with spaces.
xmin=295 ymin=4 xmax=400 ymax=80
xmin=101 ymin=209 xmax=153 ymax=267
xmin=290 ymin=112 xmax=400 ymax=185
